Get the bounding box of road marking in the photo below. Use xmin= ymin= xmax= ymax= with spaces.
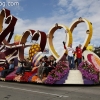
xmin=0 ymin=85 xmax=69 ymax=98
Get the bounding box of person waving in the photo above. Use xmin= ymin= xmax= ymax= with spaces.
xmin=63 ymin=41 xmax=75 ymax=69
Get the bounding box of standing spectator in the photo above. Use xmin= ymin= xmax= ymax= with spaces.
xmin=63 ymin=41 xmax=75 ymax=69
xmin=75 ymin=44 xmax=82 ymax=66
xmin=74 ymin=46 xmax=78 ymax=67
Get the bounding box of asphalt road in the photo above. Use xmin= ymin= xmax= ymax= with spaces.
xmin=0 ymin=81 xmax=100 ymax=100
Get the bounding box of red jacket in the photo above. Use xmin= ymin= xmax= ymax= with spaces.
xmin=75 ymin=47 xmax=82 ymax=58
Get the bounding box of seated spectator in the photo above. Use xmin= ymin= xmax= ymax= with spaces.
xmin=16 ymin=58 xmax=32 ymax=75
xmin=15 ymin=59 xmax=26 ymax=75
xmin=1 ymin=60 xmax=9 ymax=70
xmin=9 ymin=60 xmax=15 ymax=70
xmin=24 ymin=58 xmax=32 ymax=71
xmin=0 ymin=60 xmax=14 ymax=80
xmin=36 ymin=56 xmax=48 ymax=80
xmin=37 ymin=57 xmax=45 ymax=80
xmin=48 ymin=55 xmax=56 ymax=72
xmin=42 ymin=56 xmax=50 ymax=76
xmin=34 ymin=55 xmax=56 ymax=82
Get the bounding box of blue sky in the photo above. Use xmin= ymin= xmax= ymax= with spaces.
xmin=0 ymin=0 xmax=100 ymax=56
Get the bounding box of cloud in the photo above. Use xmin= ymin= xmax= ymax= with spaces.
xmin=1 ymin=0 xmax=100 ymax=56
xmin=14 ymin=17 xmax=67 ymax=56
xmin=58 ymin=0 xmax=68 ymax=7
xmin=54 ymin=0 xmax=100 ymax=52
xmin=14 ymin=13 xmax=100 ymax=55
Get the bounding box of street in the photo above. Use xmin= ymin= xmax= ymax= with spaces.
xmin=0 ymin=81 xmax=100 ymax=100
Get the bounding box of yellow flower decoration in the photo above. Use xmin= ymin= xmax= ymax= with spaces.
xmin=29 ymin=44 xmax=41 ymax=61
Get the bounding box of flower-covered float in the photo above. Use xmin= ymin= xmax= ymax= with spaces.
xmin=78 ymin=61 xmax=99 ymax=84
xmin=80 ymin=50 xmax=100 ymax=84
xmin=45 ymin=61 xmax=69 ymax=84
xmin=0 ymin=8 xmax=100 ymax=85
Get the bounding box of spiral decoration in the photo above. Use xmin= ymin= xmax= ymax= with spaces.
xmin=83 ymin=50 xmax=100 ymax=71
xmin=29 ymin=43 xmax=41 ymax=61
xmin=91 ymin=55 xmax=100 ymax=71
xmin=0 ymin=8 xmax=47 ymax=61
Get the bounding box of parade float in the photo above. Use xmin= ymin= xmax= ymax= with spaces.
xmin=0 ymin=8 xmax=100 ymax=85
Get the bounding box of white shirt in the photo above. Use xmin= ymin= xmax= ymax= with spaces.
xmin=67 ymin=47 xmax=74 ymax=57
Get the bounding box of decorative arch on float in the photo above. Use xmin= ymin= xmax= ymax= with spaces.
xmin=47 ymin=23 xmax=73 ymax=62
xmin=69 ymin=17 xmax=93 ymax=52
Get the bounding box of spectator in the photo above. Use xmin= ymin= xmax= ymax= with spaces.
xmin=48 ymin=55 xmax=56 ymax=71
xmin=63 ymin=41 xmax=75 ymax=69
xmin=2 ymin=60 xmax=9 ymax=70
xmin=75 ymin=44 xmax=82 ymax=66
xmin=0 ymin=60 xmax=14 ymax=80
xmin=15 ymin=59 xmax=26 ymax=75
xmin=24 ymin=58 xmax=32 ymax=71
xmin=37 ymin=56 xmax=50 ymax=80
xmin=37 ymin=57 xmax=45 ymax=80
xmin=74 ymin=46 xmax=78 ymax=67
xmin=16 ymin=58 xmax=32 ymax=75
